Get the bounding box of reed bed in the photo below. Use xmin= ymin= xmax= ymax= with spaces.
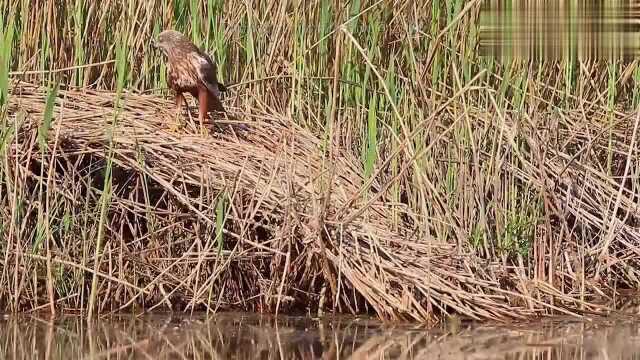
xmin=1 ymin=0 xmax=640 ymax=323
xmin=1 ymin=81 xmax=527 ymax=321
xmin=2 ymin=78 xmax=638 ymax=322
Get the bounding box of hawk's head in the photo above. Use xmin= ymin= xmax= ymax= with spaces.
xmin=152 ymin=30 xmax=188 ymax=56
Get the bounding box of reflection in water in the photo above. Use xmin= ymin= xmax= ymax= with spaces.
xmin=1 ymin=312 xmax=640 ymax=359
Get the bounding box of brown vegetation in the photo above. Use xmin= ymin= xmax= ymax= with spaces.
xmin=2 ymin=78 xmax=640 ymax=322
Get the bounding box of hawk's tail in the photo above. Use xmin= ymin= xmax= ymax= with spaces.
xmin=207 ymin=91 xmax=226 ymax=113
xmin=200 ymin=79 xmax=226 ymax=113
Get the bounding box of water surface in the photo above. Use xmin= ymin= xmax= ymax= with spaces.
xmin=1 ymin=312 xmax=640 ymax=359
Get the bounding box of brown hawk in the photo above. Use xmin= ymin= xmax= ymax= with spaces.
xmin=152 ymin=30 xmax=227 ymax=134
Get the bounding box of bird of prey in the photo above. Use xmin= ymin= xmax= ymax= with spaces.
xmin=152 ymin=30 xmax=227 ymax=134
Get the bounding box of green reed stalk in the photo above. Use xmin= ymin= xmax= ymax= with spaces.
xmin=40 ymin=80 xmax=59 ymax=314
xmin=363 ymin=94 xmax=378 ymax=181
xmin=189 ymin=0 xmax=201 ymax=46
xmin=72 ymin=0 xmax=86 ymax=86
xmin=0 ymin=12 xmax=14 ymax=107
xmin=207 ymin=0 xmax=226 ymax=79
xmin=215 ymin=192 xmax=226 ymax=255
xmin=87 ymin=34 xmax=128 ymax=320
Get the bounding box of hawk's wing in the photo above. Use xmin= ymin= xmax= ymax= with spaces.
xmin=190 ymin=52 xmax=225 ymax=111
xmin=190 ymin=52 xmax=225 ymax=112
xmin=202 ymin=52 xmax=227 ymax=91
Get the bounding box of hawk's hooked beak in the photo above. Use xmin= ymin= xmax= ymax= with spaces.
xmin=150 ymin=37 xmax=159 ymax=50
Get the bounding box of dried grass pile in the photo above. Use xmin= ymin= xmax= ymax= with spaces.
xmin=1 ymin=80 xmax=639 ymax=323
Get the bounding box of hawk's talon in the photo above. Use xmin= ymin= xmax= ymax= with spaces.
xmin=168 ymin=122 xmax=181 ymax=133
xmin=168 ymin=111 xmax=184 ymax=133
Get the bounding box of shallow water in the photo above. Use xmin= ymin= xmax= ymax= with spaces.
xmin=1 ymin=312 xmax=640 ymax=359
